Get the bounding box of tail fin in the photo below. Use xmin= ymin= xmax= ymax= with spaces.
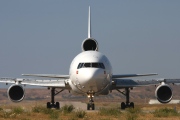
xmin=82 ymin=6 xmax=98 ymax=52
xmin=88 ymin=6 xmax=91 ymax=38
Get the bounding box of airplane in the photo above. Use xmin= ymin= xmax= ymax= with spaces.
xmin=1 ymin=6 xmax=180 ymax=110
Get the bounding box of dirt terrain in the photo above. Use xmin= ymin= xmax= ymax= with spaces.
xmin=0 ymin=85 xmax=180 ymax=119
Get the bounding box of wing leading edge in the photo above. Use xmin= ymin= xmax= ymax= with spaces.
xmin=22 ymin=74 xmax=69 ymax=79
xmin=0 ymin=78 xmax=67 ymax=88
xmin=112 ymin=73 xmax=158 ymax=78
xmin=112 ymin=78 xmax=180 ymax=89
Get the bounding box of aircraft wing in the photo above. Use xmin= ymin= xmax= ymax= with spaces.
xmin=112 ymin=78 xmax=180 ymax=89
xmin=22 ymin=74 xmax=69 ymax=79
xmin=0 ymin=78 xmax=68 ymax=88
xmin=112 ymin=73 xmax=158 ymax=78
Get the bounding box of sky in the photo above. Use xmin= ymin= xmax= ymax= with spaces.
xmin=0 ymin=1 xmax=180 ymax=87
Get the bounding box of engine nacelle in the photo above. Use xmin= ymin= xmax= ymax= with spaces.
xmin=155 ymin=84 xmax=172 ymax=103
xmin=7 ymin=84 xmax=25 ymax=102
xmin=82 ymin=38 xmax=98 ymax=51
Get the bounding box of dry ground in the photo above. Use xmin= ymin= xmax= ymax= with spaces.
xmin=0 ymin=101 xmax=180 ymax=120
xmin=0 ymin=86 xmax=180 ymax=120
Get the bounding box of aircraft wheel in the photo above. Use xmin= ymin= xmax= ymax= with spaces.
xmin=56 ymin=102 xmax=60 ymax=109
xmin=87 ymin=103 xmax=90 ymax=110
xmin=92 ymin=103 xmax=95 ymax=110
xmin=121 ymin=102 xmax=126 ymax=110
xmin=47 ymin=102 xmax=51 ymax=109
xmin=130 ymin=102 xmax=134 ymax=108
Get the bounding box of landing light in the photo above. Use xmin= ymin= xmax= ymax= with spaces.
xmin=88 ymin=95 xmax=94 ymax=98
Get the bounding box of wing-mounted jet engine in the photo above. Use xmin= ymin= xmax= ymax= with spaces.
xmin=82 ymin=38 xmax=98 ymax=51
xmin=7 ymin=84 xmax=25 ymax=102
xmin=155 ymin=83 xmax=172 ymax=103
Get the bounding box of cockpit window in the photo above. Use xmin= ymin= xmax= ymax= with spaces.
xmin=84 ymin=63 xmax=91 ymax=67
xmin=92 ymin=63 xmax=99 ymax=68
xmin=99 ymin=63 xmax=105 ymax=69
xmin=77 ymin=63 xmax=105 ymax=69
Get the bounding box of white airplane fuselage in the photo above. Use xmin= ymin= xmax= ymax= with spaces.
xmin=67 ymin=7 xmax=113 ymax=96
xmin=69 ymin=51 xmax=112 ymax=95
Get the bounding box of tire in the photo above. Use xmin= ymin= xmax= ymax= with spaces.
xmin=47 ymin=102 xmax=51 ymax=109
xmin=87 ymin=103 xmax=90 ymax=110
xmin=130 ymin=102 xmax=134 ymax=108
xmin=56 ymin=102 xmax=60 ymax=109
xmin=92 ymin=104 xmax=95 ymax=110
xmin=121 ymin=102 xmax=126 ymax=110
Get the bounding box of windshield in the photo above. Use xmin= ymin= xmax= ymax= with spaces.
xmin=77 ymin=62 xmax=105 ymax=69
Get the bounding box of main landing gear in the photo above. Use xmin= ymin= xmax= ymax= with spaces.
xmin=87 ymin=94 xmax=95 ymax=110
xmin=47 ymin=88 xmax=64 ymax=109
xmin=117 ymin=88 xmax=134 ymax=110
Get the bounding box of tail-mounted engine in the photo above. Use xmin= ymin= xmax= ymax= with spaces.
xmin=82 ymin=38 xmax=98 ymax=51
xmin=7 ymin=84 xmax=25 ymax=102
xmin=155 ymin=83 xmax=172 ymax=103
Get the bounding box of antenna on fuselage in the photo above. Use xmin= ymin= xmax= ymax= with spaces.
xmin=88 ymin=6 xmax=91 ymax=38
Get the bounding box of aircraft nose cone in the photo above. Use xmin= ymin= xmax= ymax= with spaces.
xmin=84 ymin=70 xmax=96 ymax=81
xmin=77 ymin=68 xmax=105 ymax=91
xmin=82 ymin=69 xmax=103 ymax=82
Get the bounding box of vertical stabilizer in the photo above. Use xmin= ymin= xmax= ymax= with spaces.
xmin=88 ymin=6 xmax=91 ymax=38
xmin=82 ymin=6 xmax=99 ymax=51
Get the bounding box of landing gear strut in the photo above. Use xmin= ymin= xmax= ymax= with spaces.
xmin=47 ymin=88 xmax=64 ymax=109
xmin=117 ymin=88 xmax=134 ymax=110
xmin=87 ymin=94 xmax=95 ymax=110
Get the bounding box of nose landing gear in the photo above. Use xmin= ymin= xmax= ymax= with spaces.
xmin=87 ymin=94 xmax=95 ymax=110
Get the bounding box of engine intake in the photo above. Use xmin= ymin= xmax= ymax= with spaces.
xmin=82 ymin=38 xmax=98 ymax=51
xmin=155 ymin=84 xmax=172 ymax=103
xmin=7 ymin=84 xmax=25 ymax=102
